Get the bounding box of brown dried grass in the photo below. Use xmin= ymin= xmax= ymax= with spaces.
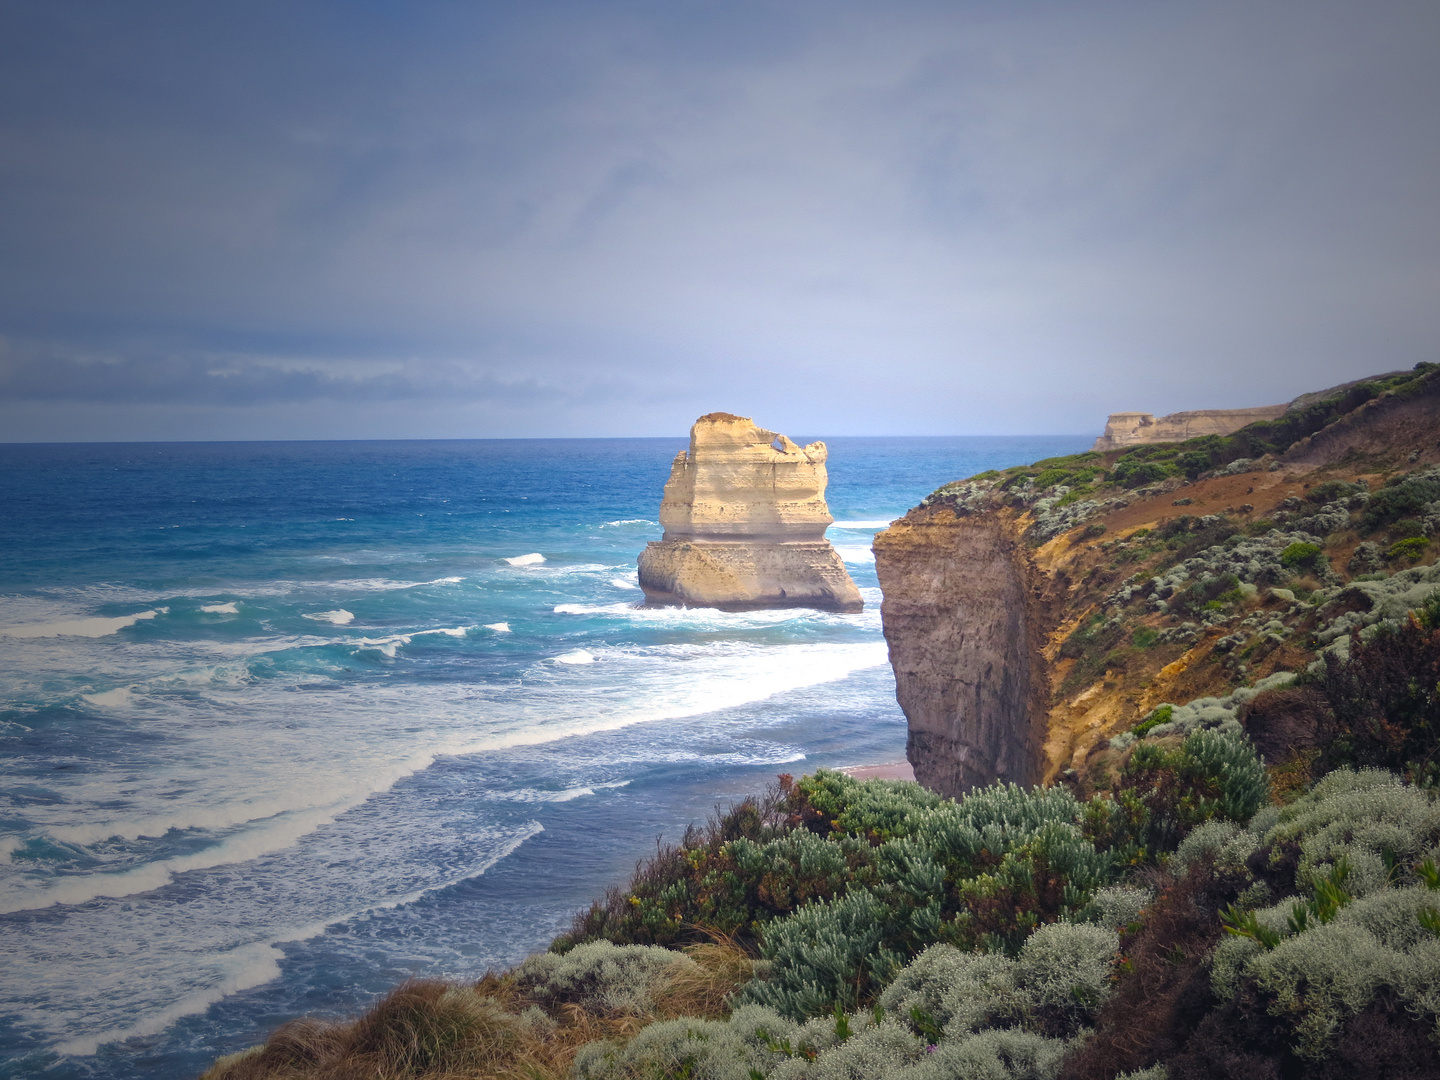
xmin=201 ymin=938 xmax=755 ymax=1080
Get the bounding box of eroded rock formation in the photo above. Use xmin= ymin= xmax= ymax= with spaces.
xmin=1092 ymin=405 xmax=1287 ymax=452
xmin=872 ymin=511 xmax=1050 ymax=797
xmin=637 ymin=413 xmax=863 ymax=612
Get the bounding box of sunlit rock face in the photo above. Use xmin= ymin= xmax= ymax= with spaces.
xmin=1091 ymin=405 xmax=1288 ymax=451
xmin=638 ymin=413 xmax=863 ymax=612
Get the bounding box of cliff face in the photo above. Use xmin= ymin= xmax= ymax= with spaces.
xmin=638 ymin=414 xmax=863 ymax=612
xmin=1092 ymin=405 xmax=1286 ymax=451
xmin=873 ymin=510 xmax=1050 ymax=797
xmin=877 ymin=365 xmax=1440 ymax=796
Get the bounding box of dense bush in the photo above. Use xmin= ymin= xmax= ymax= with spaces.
xmin=1110 ymin=729 xmax=1270 ymax=858
xmin=1207 ymin=769 xmax=1440 ymax=1062
xmin=1388 ymin=537 xmax=1432 ymax=564
xmin=1112 ymin=459 xmax=1175 ymax=488
xmin=1315 ymin=594 xmax=1440 ymax=783
xmin=1362 ymin=467 xmax=1440 ymax=534
xmin=1280 ymin=541 xmax=1323 ymax=570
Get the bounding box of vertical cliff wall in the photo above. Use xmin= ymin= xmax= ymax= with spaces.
xmin=872 ymin=508 xmax=1050 ymax=797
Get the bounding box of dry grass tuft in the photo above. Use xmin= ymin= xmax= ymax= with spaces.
xmin=201 ymin=941 xmax=755 ymax=1080
xmin=650 ymin=936 xmax=756 ymax=1020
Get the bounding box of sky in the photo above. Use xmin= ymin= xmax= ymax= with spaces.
xmin=0 ymin=0 xmax=1437 ymax=441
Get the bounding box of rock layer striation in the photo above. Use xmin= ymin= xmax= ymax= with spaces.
xmin=637 ymin=413 xmax=862 ymax=612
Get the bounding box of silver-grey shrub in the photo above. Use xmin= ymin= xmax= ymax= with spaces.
xmin=1209 ymin=768 xmax=1440 ymax=1058
xmin=1092 ymin=885 xmax=1153 ymax=929
xmin=1013 ymin=922 xmax=1119 ymax=1016
xmin=513 ymin=940 xmax=693 ymax=1014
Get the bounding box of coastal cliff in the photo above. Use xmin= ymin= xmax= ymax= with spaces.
xmin=872 ymin=510 xmax=1050 ymax=796
xmin=638 ymin=414 xmax=862 ymax=611
xmin=876 ymin=363 xmax=1440 ymax=795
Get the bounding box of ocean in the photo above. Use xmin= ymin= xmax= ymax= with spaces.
xmin=0 ymin=435 xmax=1089 ymax=1080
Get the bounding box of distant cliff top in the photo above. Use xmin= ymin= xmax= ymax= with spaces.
xmin=1092 ymin=369 xmax=1419 ymax=452
xmin=1093 ymin=405 xmax=1287 ymax=451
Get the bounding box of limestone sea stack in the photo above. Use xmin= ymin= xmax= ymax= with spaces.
xmin=637 ymin=413 xmax=863 ymax=612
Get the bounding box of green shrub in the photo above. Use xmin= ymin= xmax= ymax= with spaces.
xmin=742 ymin=888 xmax=906 ymax=1019
xmin=1209 ymin=770 xmax=1440 ymax=1061
xmin=1031 ymin=468 xmax=1074 ymax=489
xmin=1176 ymin=449 xmax=1215 ymax=479
xmin=1280 ymin=542 xmax=1323 ymax=570
xmin=1168 ymin=572 xmax=1242 ymax=619
xmin=1132 ymin=704 xmax=1173 ymax=738
xmin=795 ymin=771 xmax=942 ymax=842
xmin=1112 ymin=459 xmax=1175 ymax=488
xmin=1384 ymin=536 xmax=1430 ymax=564
xmin=571 ymin=1003 xmax=811 ymax=1080
xmin=1115 ymin=728 xmax=1269 ymax=857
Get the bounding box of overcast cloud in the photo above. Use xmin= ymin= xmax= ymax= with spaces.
xmin=0 ymin=0 xmax=1436 ymax=440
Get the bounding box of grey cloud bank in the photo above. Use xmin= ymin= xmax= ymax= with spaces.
xmin=0 ymin=0 xmax=1437 ymax=440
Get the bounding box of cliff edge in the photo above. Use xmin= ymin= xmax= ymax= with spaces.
xmin=637 ymin=414 xmax=863 ymax=612
xmin=877 ymin=364 xmax=1440 ymax=798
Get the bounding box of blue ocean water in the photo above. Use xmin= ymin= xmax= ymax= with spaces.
xmin=0 ymin=435 xmax=1089 ymax=1080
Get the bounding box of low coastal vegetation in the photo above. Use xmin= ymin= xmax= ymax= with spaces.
xmin=205 ymin=366 xmax=1440 ymax=1079
xmin=205 ymin=594 xmax=1440 ymax=1080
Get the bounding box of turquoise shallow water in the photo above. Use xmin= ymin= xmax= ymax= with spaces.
xmin=0 ymin=435 xmax=1089 ymax=1079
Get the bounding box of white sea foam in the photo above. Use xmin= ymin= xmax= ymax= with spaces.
xmin=355 ymin=633 xmax=411 ymax=658
xmin=505 ymin=552 xmax=546 ymax=566
xmin=53 ymin=940 xmax=287 ymax=1057
xmin=600 ymin=519 xmax=654 ymax=527
xmin=420 ymin=625 xmax=471 ymax=638
xmin=0 ymin=836 xmax=23 ymax=863
xmin=15 ymin=823 xmax=542 ymax=1056
xmin=0 ymin=609 xmax=163 ymax=638
xmin=0 ymin=633 xmax=890 ymax=1053
xmin=305 ymin=609 xmax=355 ymax=625
xmin=83 ymin=687 xmax=136 ymax=708
xmin=834 ymin=545 xmax=876 ymax=564
xmin=831 ymin=519 xmax=897 ymax=529
xmin=492 ymin=781 xmax=628 ymax=803
xmin=609 ymin=575 xmax=641 ymax=590
xmin=484 ymin=622 xmax=511 ymax=633
xmin=552 ymin=601 xmax=827 ymax=628
xmin=555 ymin=649 xmax=595 ymax=664
xmin=200 ymin=602 xmax=240 ymax=614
